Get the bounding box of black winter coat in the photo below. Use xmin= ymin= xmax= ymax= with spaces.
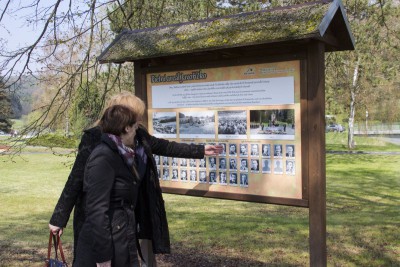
xmin=49 ymin=125 xmax=204 ymax=257
xmin=75 ymin=134 xmax=140 ymax=266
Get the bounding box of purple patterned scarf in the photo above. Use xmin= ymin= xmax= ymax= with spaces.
xmin=107 ymin=134 xmax=135 ymax=167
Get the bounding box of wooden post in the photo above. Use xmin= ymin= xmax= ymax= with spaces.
xmin=134 ymin=61 xmax=149 ymax=128
xmin=307 ymin=41 xmax=327 ymax=267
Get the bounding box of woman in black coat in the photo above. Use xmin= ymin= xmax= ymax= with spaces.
xmin=49 ymin=92 xmax=222 ymax=265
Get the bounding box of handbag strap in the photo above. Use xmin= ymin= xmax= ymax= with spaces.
xmin=46 ymin=231 xmax=67 ymax=265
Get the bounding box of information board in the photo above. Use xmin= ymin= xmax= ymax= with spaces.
xmin=147 ymin=60 xmax=302 ymax=200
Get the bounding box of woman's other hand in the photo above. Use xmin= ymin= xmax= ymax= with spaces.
xmin=48 ymin=223 xmax=63 ymax=236
xmin=204 ymin=145 xmax=224 ymax=156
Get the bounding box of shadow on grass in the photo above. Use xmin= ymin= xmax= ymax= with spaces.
xmin=326 ymin=154 xmax=400 ymax=266
xmin=157 ymin=241 xmax=307 ymax=267
xmin=0 ymin=212 xmax=74 ymax=266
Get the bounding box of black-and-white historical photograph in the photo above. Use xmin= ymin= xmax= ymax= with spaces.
xmin=180 ymin=158 xmax=188 ymax=167
xmin=240 ymin=173 xmax=248 ymax=187
xmin=228 ymin=143 xmax=237 ymax=156
xmin=171 ymin=157 xmax=179 ymax=167
xmin=250 ymin=109 xmax=295 ymax=140
xmin=262 ymin=144 xmax=271 ymax=157
xmin=274 ymin=144 xmax=283 ymax=158
xmin=171 ymin=168 xmax=179 ymax=181
xmin=229 ymin=172 xmax=238 ymax=186
xmin=162 ymin=156 xmax=169 ymax=166
xmin=162 ymin=169 xmax=170 ymax=180
xmin=274 ymin=159 xmax=284 ymax=174
xmin=189 ymin=158 xmax=197 ymax=168
xmin=250 ymin=144 xmax=259 ymax=157
xmin=154 ymin=154 xmax=160 ymax=165
xmin=199 ymin=158 xmax=207 ymax=169
xmin=199 ymin=171 xmax=207 ymax=183
xmin=219 ymin=158 xmax=227 ymax=170
xmin=152 ymin=112 xmax=177 ymax=138
xmin=286 ymin=160 xmax=296 ymax=175
xmin=189 ymin=169 xmax=197 ymax=182
xmin=180 ymin=169 xmax=188 ymax=181
xmin=229 ymin=158 xmax=237 ymax=170
xmin=250 ymin=159 xmax=259 ymax=173
xmin=209 ymin=157 xmax=217 ymax=169
xmin=209 ymin=171 xmax=217 ymax=184
xmin=219 ymin=172 xmax=227 ymax=185
xmin=217 ymin=110 xmax=247 ymax=139
xmin=286 ymin=144 xmax=295 ymax=158
xmin=239 ymin=144 xmax=248 ymax=157
xmin=218 ymin=143 xmax=226 ymax=156
xmin=262 ymin=159 xmax=271 ymax=173
xmin=239 ymin=159 xmax=248 ymax=172
xmin=179 ymin=111 xmax=215 ymax=138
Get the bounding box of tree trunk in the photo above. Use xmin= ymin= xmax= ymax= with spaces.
xmin=348 ymin=59 xmax=359 ymax=149
xmin=348 ymin=89 xmax=356 ymax=149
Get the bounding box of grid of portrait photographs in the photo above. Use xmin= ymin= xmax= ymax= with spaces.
xmin=154 ymin=142 xmax=296 ymax=188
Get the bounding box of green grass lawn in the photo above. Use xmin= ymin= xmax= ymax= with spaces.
xmin=326 ymin=132 xmax=400 ymax=152
xmin=0 ymin=140 xmax=399 ymax=266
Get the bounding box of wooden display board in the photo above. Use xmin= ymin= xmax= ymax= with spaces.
xmin=145 ymin=60 xmax=307 ymax=207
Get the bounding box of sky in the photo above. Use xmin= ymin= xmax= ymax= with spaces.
xmin=0 ymin=0 xmax=88 ymax=74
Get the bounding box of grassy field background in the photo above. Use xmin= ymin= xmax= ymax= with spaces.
xmin=0 ymin=133 xmax=399 ymax=266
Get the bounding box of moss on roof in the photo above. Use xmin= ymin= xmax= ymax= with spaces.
xmin=98 ymin=0 xmax=349 ymax=63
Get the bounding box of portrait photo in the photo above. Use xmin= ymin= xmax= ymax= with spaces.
xmin=274 ymin=159 xmax=284 ymax=174
xmin=250 ymin=159 xmax=259 ymax=173
xmin=199 ymin=171 xmax=207 ymax=183
xmin=199 ymin=158 xmax=207 ymax=169
xmin=171 ymin=168 xmax=179 ymax=181
xmin=209 ymin=171 xmax=217 ymax=184
xmin=162 ymin=169 xmax=170 ymax=180
xmin=162 ymin=156 xmax=169 ymax=166
xmin=239 ymin=144 xmax=248 ymax=157
xmin=154 ymin=154 xmax=160 ymax=166
xmin=180 ymin=169 xmax=188 ymax=181
xmin=250 ymin=144 xmax=259 ymax=157
xmin=189 ymin=169 xmax=197 ymax=182
xmin=218 ymin=143 xmax=227 ymax=156
xmin=209 ymin=157 xmax=217 ymax=169
xmin=228 ymin=143 xmax=237 ymax=156
xmin=286 ymin=145 xmax=295 ymax=158
xmin=286 ymin=160 xmax=296 ymax=175
xmin=229 ymin=172 xmax=238 ymax=186
xmin=180 ymin=158 xmax=188 ymax=167
xmin=274 ymin=144 xmax=283 ymax=158
xmin=239 ymin=159 xmax=248 ymax=172
xmin=219 ymin=172 xmax=227 ymax=185
xmin=219 ymin=158 xmax=227 ymax=170
xmin=261 ymin=144 xmax=271 ymax=157
xmin=240 ymin=173 xmax=248 ymax=187
xmin=189 ymin=158 xmax=197 ymax=168
xmin=262 ymin=159 xmax=271 ymax=173
xmin=229 ymin=158 xmax=237 ymax=170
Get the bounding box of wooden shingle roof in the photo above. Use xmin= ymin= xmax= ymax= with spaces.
xmin=98 ymin=0 xmax=354 ymax=63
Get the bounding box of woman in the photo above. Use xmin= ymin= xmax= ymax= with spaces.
xmin=75 ymin=105 xmax=140 ymax=266
xmin=49 ymin=92 xmax=222 ymax=265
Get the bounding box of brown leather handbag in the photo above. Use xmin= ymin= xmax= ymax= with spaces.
xmin=45 ymin=231 xmax=68 ymax=267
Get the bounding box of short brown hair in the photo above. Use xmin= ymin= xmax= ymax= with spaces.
xmin=98 ymin=105 xmax=137 ymax=136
